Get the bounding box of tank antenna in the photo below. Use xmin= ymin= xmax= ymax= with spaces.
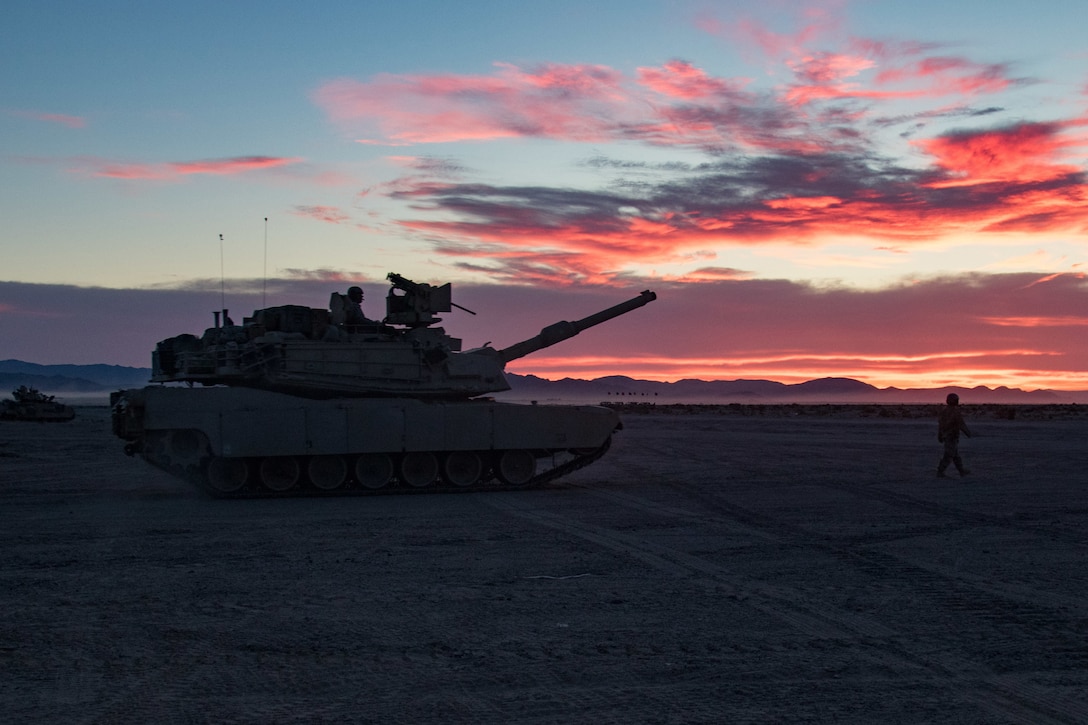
xmin=262 ymin=217 xmax=268 ymax=308
xmin=219 ymin=233 xmax=226 ymax=312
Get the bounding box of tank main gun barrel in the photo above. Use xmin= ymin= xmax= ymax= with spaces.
xmin=496 ymin=290 xmax=657 ymax=365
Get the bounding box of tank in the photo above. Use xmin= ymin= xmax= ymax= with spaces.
xmin=1 ymin=385 xmax=76 ymax=422
xmin=112 ymin=273 xmax=656 ymax=497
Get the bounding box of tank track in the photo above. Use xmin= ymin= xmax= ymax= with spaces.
xmin=140 ymin=436 xmax=612 ymax=499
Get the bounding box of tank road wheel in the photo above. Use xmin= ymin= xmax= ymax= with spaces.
xmin=307 ymin=455 xmax=348 ymax=491
xmin=399 ymin=452 xmax=439 ymax=488
xmin=497 ymin=450 xmax=536 ymax=486
xmin=443 ymin=452 xmax=483 ymax=487
xmin=260 ymin=457 xmax=300 ymax=492
xmin=354 ymin=454 xmax=394 ymax=490
xmin=207 ymin=458 xmax=249 ymax=494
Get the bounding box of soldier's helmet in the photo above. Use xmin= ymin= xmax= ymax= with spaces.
xmin=946 ymin=393 xmax=959 ymax=405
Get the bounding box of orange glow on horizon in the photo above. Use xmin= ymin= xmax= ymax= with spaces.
xmin=980 ymin=315 xmax=1088 ymax=327
xmin=505 ymin=352 xmax=1088 ymax=392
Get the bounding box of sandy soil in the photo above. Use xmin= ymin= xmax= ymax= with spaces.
xmin=3 ymin=405 xmax=1088 ymax=724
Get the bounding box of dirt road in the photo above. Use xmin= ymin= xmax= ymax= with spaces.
xmin=3 ymin=406 xmax=1087 ymax=723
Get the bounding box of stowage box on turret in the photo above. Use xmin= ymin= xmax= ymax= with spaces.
xmin=112 ymin=273 xmax=656 ymax=497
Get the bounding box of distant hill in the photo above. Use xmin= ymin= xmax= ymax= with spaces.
xmin=1 ymin=360 xmax=1084 ymax=404
xmin=502 ymin=373 xmax=1085 ymax=404
xmin=0 ymin=360 xmax=151 ymax=399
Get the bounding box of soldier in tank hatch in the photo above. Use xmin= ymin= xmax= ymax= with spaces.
xmin=343 ymin=285 xmax=386 ymax=333
xmin=937 ymin=393 xmax=971 ymax=477
xmin=344 ymin=286 xmax=368 ymax=328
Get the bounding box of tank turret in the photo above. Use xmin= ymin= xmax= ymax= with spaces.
xmin=151 ymin=273 xmax=656 ymax=399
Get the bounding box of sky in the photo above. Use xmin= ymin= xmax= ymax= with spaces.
xmin=2 ymin=0 xmax=1087 ymax=391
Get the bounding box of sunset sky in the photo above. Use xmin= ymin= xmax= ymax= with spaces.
xmin=2 ymin=0 xmax=1087 ymax=391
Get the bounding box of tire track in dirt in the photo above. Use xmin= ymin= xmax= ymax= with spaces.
xmin=486 ymin=494 xmax=895 ymax=640
xmin=823 ymin=480 xmax=1088 ymax=548
xmin=485 ymin=480 xmax=1088 ymax=724
xmin=609 ymin=427 xmax=1088 ymax=614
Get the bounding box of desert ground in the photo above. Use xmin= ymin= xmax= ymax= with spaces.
xmin=3 ymin=404 xmax=1088 ymax=724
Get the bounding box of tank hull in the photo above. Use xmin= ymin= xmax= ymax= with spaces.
xmin=113 ymin=386 xmax=619 ymax=497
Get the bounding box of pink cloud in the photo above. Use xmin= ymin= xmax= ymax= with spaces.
xmin=314 ymin=59 xmax=860 ymax=155
xmin=72 ymin=155 xmax=304 ymax=181
xmin=314 ymin=62 xmax=631 ymax=145
xmin=694 ymin=11 xmax=1017 ymax=107
xmin=636 ymin=60 xmax=744 ymax=99
xmin=170 ymin=156 xmax=303 ymax=175
xmin=875 ymin=55 xmax=1012 ymax=96
xmin=310 ymin=33 xmax=1021 ymax=157
xmin=782 ymin=48 xmax=1014 ymax=106
xmin=6 ymin=109 xmax=86 ymax=128
xmin=292 ymin=205 xmax=350 ymax=224
xmin=706 ymin=13 xmax=840 ymax=60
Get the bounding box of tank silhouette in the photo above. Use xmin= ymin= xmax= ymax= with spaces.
xmin=112 ymin=273 xmax=657 ymax=497
xmin=1 ymin=385 xmax=76 ymax=422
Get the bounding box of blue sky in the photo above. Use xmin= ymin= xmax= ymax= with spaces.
xmin=2 ymin=0 xmax=1087 ymax=390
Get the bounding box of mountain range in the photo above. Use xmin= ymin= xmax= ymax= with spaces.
xmin=3 ymin=359 xmax=1085 ymax=404
xmin=501 ymin=373 xmax=1088 ymax=404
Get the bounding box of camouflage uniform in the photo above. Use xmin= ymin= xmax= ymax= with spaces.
xmin=937 ymin=394 xmax=971 ymax=477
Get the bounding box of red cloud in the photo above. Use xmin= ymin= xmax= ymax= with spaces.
xmin=916 ymin=122 xmax=1082 ymax=184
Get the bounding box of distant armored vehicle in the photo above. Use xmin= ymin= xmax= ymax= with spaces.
xmin=112 ymin=273 xmax=656 ymax=497
xmin=1 ymin=386 xmax=76 ymax=422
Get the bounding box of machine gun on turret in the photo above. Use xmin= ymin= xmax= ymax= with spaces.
xmin=385 ymin=273 xmax=476 ymax=327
